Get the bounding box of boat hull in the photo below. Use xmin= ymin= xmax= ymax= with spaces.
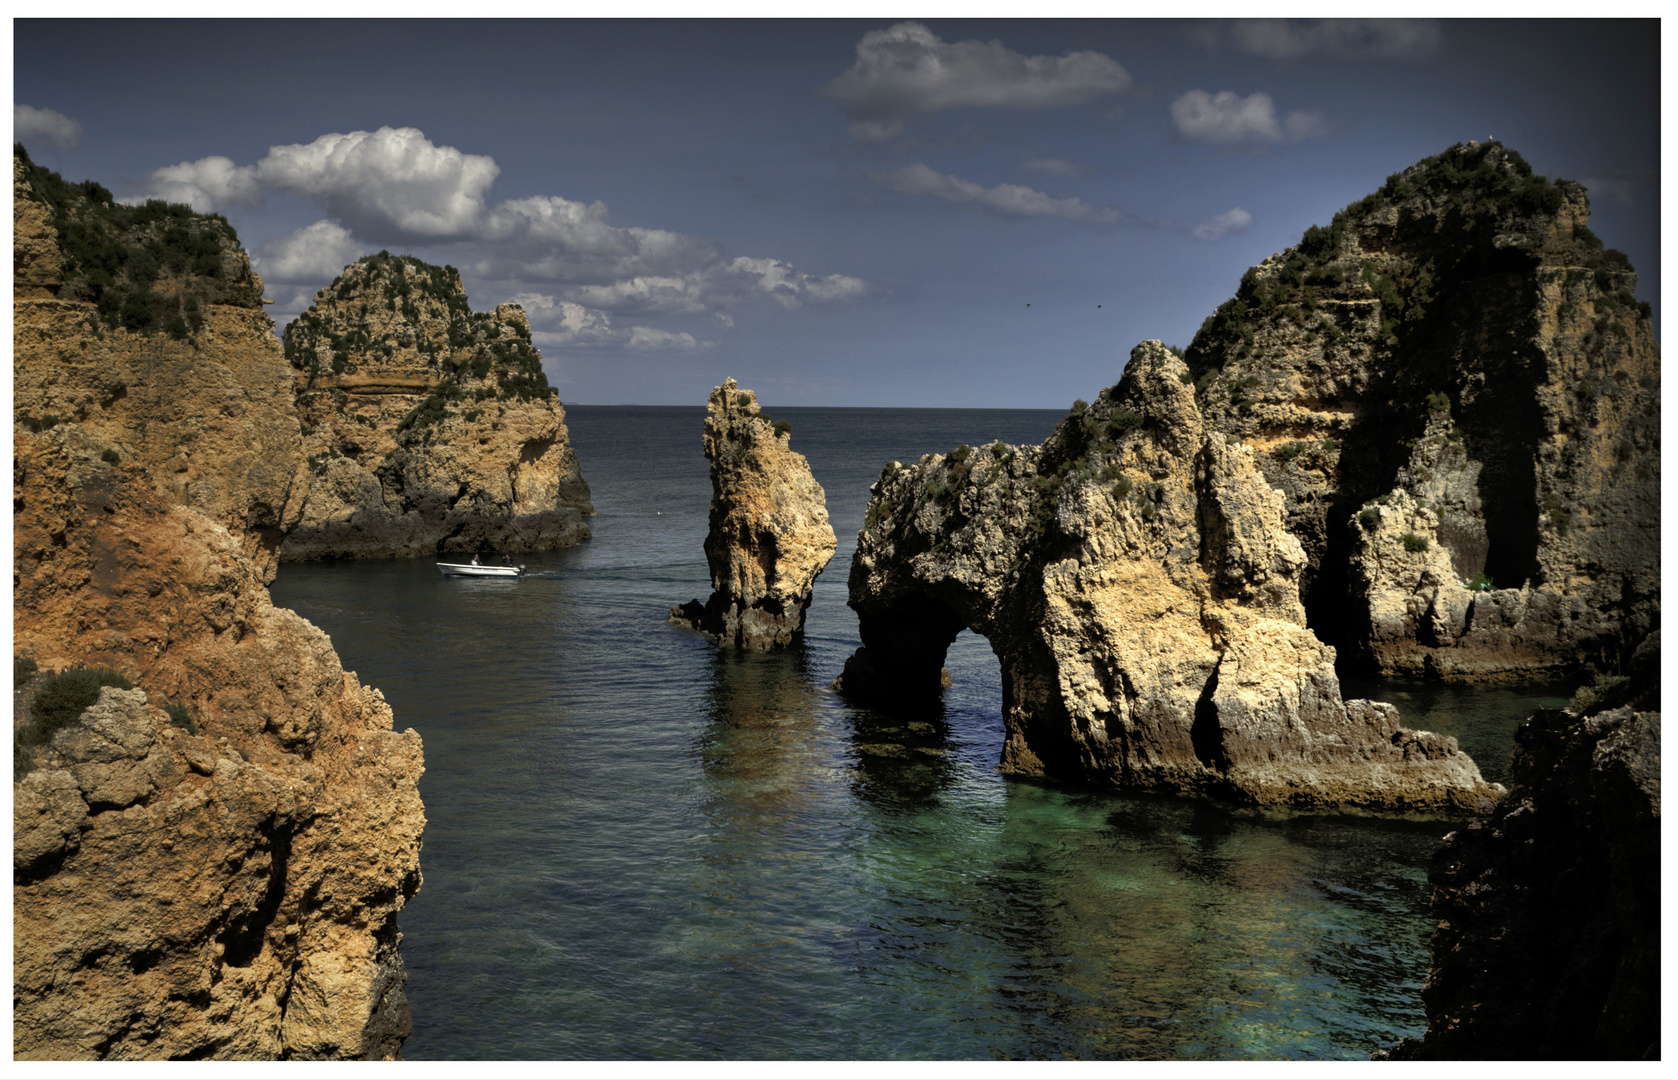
xmin=437 ymin=562 xmax=524 ymax=578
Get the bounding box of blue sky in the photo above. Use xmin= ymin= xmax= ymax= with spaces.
xmin=14 ymin=18 xmax=1660 ymax=407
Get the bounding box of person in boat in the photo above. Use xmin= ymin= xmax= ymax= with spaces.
xmin=470 ymin=554 xmax=479 ymax=566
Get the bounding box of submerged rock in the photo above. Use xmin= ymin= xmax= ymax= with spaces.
xmin=1381 ymin=632 xmax=1660 ymax=1060
xmin=1183 ymin=140 xmax=1659 ymax=681
xmin=279 ymin=254 xmax=593 ymax=560
xmin=837 ymin=342 xmax=1500 ymax=813
xmin=670 ymin=378 xmax=837 ymax=649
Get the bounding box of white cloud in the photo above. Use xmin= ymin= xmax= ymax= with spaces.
xmin=516 ymin=292 xmax=706 ymax=352
xmin=142 ymin=126 xmax=870 ymax=351
xmin=137 ymin=156 xmax=262 ymax=213
xmin=876 ymin=163 xmax=1120 ymax=224
xmin=15 ymin=105 xmax=82 ymax=151
xmin=1227 ymin=19 xmax=1441 ymax=60
xmin=1193 ymin=208 xmax=1254 ymax=241
xmin=255 ymin=127 xmax=499 ymax=238
xmin=253 ymin=220 xmax=365 ymax=283
xmin=1021 ymin=157 xmax=1091 ymax=179
xmin=627 ymin=327 xmax=704 ymax=351
xmin=567 ymin=275 xmax=708 ymax=314
xmin=824 ymin=22 xmax=1130 ymax=138
xmin=1171 ymin=90 xmax=1326 ymax=145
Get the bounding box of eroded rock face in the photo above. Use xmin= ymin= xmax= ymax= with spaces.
xmin=670 ymin=378 xmax=837 ymax=649
xmin=1381 ymin=632 xmax=1660 ymax=1060
xmin=279 ymin=254 xmax=593 ymax=560
xmin=838 ymin=342 xmax=1500 ymax=813
xmin=14 ymin=150 xmax=424 ymax=1060
xmin=1183 ymin=141 xmax=1660 ymax=680
xmin=12 ymin=151 xmax=306 ymax=581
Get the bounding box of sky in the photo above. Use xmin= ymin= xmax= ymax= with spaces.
xmin=13 ymin=18 xmax=1662 ymax=408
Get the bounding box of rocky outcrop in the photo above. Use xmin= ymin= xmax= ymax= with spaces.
xmin=1184 ymin=141 xmax=1659 ymax=680
xmin=837 ymin=342 xmax=1500 ymax=812
xmin=280 ymin=253 xmax=592 ymax=560
xmin=12 ymin=148 xmax=306 ymax=580
xmin=670 ymin=379 xmax=837 ymax=649
xmin=14 ymin=147 xmax=424 ymax=1059
xmin=1381 ymin=632 xmax=1660 ymax=1060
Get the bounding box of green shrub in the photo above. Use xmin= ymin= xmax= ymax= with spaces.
xmin=163 ymin=701 xmax=199 ymax=735
xmin=1113 ymin=476 xmax=1132 ymax=499
xmin=1273 ymin=441 xmax=1309 ymax=465
xmin=1465 ymin=572 xmax=1494 ymax=592
xmin=1359 ymin=507 xmax=1381 ymax=530
xmin=26 ymin=666 xmax=134 ymax=746
xmin=1106 ymin=409 xmax=1144 ymax=437
xmin=15 ymin=656 xmax=39 ymax=686
xmin=1570 ymin=673 xmax=1628 ymax=714
xmin=947 ymin=443 xmax=971 ymax=464
xmin=1544 ymin=496 xmax=1571 ymax=536
xmin=773 ymin=419 xmax=793 ymax=438
xmin=990 ymin=440 xmax=1009 ymax=459
xmin=101 ymin=448 xmax=120 ymax=464
xmin=1424 ymin=391 xmax=1451 ymax=415
xmin=1401 ymin=532 xmax=1429 ymax=553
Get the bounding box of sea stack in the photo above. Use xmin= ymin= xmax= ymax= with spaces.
xmin=13 ymin=146 xmax=423 ymax=1059
xmin=670 ymin=378 xmax=837 ymax=649
xmin=1182 ymin=140 xmax=1659 ymax=681
xmin=280 ymin=253 xmax=594 ymax=560
xmin=838 ymin=342 xmax=1502 ymax=813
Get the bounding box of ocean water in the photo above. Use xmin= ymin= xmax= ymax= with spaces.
xmin=269 ymin=405 xmax=1569 ymax=1061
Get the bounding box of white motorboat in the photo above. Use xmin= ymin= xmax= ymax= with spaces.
xmin=437 ymin=560 xmax=526 ymax=578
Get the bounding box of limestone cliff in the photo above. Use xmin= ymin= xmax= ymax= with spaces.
xmin=280 ymin=254 xmax=592 ymax=560
xmin=12 ymin=148 xmax=305 ymax=580
xmin=1380 ymin=632 xmax=1660 ymax=1059
xmin=670 ymin=379 xmax=837 ymax=649
xmin=838 ymin=342 xmax=1500 ymax=813
xmin=13 ymin=147 xmax=424 ymax=1059
xmin=1183 ymin=141 xmax=1659 ymax=680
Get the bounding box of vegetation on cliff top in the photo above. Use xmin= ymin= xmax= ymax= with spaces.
xmin=282 ymin=251 xmax=556 ymax=438
xmin=1182 ymin=141 xmax=1642 ymax=383
xmin=14 ymin=143 xmax=262 ymax=339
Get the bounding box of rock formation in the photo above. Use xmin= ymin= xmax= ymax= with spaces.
xmin=280 ymin=253 xmax=593 ymax=560
xmin=12 ymin=149 xmax=305 ymax=581
xmin=13 ymin=146 xmax=424 ymax=1059
xmin=837 ymin=341 xmax=1501 ymax=813
xmin=1380 ymin=632 xmax=1660 ymax=1059
xmin=669 ymin=379 xmax=837 ymax=649
xmin=1182 ymin=140 xmax=1659 ymax=681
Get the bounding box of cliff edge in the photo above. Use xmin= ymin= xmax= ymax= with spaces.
xmin=13 ymin=146 xmax=424 ymax=1059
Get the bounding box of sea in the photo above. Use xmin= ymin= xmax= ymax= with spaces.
xmin=268 ymin=405 xmax=1571 ymax=1061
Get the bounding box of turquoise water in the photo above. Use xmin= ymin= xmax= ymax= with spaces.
xmin=269 ymin=406 xmax=1566 ymax=1060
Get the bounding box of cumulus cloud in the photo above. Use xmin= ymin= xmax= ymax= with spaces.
xmin=877 ymin=163 xmax=1119 ymax=224
xmin=253 ymin=221 xmax=365 ymax=283
xmin=1020 ymin=157 xmax=1091 ymax=179
xmin=516 ymin=292 xmax=708 ymax=352
xmin=626 ymin=327 xmax=703 ymax=351
xmin=1192 ymin=207 xmax=1254 ymax=241
xmin=256 ymin=127 xmax=499 ymax=238
xmin=1171 ymin=90 xmax=1327 ymax=145
xmin=139 ymin=156 xmax=262 ymax=213
xmin=15 ymin=104 xmax=83 ymax=151
xmin=140 ymin=125 xmax=867 ymax=352
xmin=824 ymin=21 xmax=1130 ymax=139
xmin=1227 ymin=19 xmax=1441 ymax=60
